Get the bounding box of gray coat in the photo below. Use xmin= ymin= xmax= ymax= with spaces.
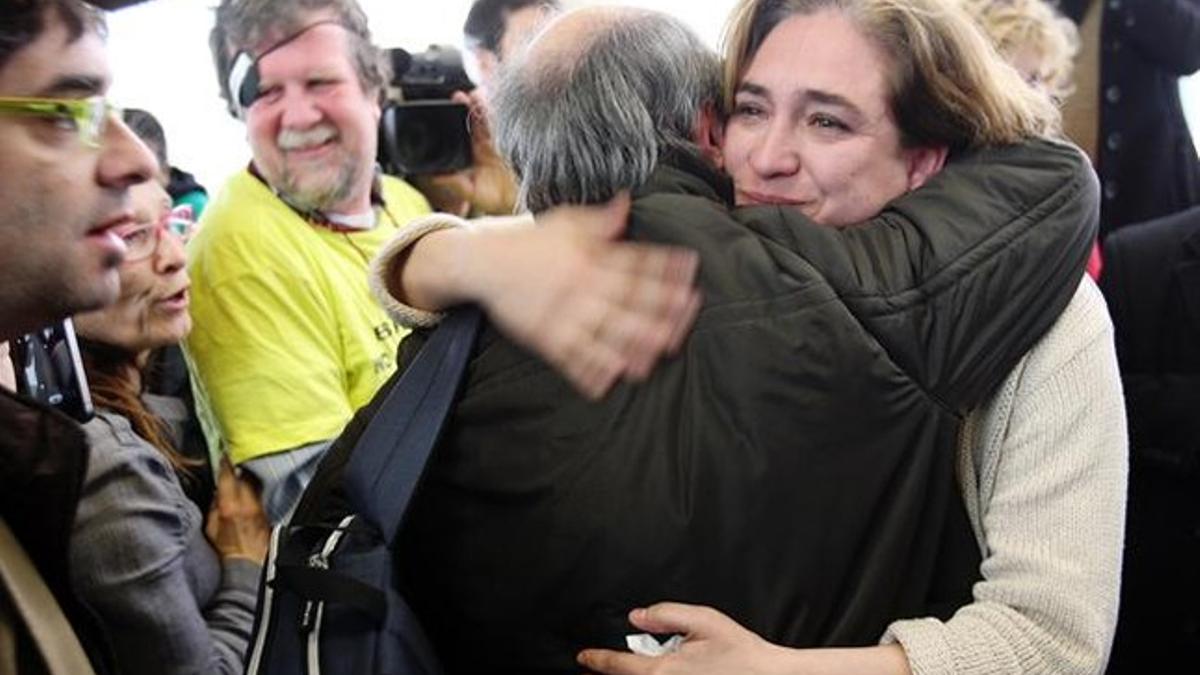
xmin=72 ymin=399 xmax=259 ymax=675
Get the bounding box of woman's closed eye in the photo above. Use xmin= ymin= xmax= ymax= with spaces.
xmin=808 ymin=113 xmax=850 ymax=132
xmin=731 ymin=100 xmax=768 ymax=121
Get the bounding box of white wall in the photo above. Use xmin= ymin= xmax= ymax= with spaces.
xmin=106 ymin=1 xmax=1199 ymax=194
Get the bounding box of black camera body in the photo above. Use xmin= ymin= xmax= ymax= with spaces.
xmin=391 ymin=45 xmax=474 ymax=100
xmin=378 ymin=45 xmax=475 ymax=177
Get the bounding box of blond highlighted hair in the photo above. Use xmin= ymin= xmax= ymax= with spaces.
xmin=721 ymin=0 xmax=1062 ymax=153
xmin=961 ymin=0 xmax=1079 ymax=103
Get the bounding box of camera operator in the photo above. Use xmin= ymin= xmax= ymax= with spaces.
xmin=464 ymin=0 xmax=560 ymax=97
xmin=192 ymin=0 xmax=432 ymax=524
xmin=379 ymin=45 xmax=504 ymax=216
xmin=399 ymin=1 xmax=561 ymax=217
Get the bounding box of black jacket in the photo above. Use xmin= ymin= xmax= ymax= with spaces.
xmin=303 ymin=140 xmax=1097 ymax=673
xmin=1059 ymin=0 xmax=1200 ymax=237
xmin=1100 ymin=205 xmax=1200 ymax=668
xmin=0 ymin=389 xmax=112 ymax=674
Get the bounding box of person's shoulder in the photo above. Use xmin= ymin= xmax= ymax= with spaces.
xmin=81 ymin=411 xmax=178 ymax=486
xmin=197 ymin=169 xmax=271 ymax=224
xmin=1017 ymin=278 xmax=1113 ymax=383
xmin=192 ymin=170 xmax=300 ymax=250
xmin=189 ymin=172 xmax=311 ymax=281
xmin=1105 ymin=204 xmax=1200 ymax=264
xmin=915 ymin=138 xmax=1094 ymax=216
xmin=380 ymin=174 xmax=433 ymax=217
xmin=630 ymin=190 xmax=741 ymax=243
xmin=631 ymin=192 xmax=831 ymax=313
xmin=74 ymin=412 xmax=192 ymax=565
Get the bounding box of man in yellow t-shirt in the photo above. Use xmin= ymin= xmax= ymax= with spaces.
xmin=190 ymin=0 xmax=430 ymax=522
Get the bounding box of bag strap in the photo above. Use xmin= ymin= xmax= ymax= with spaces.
xmin=344 ymin=306 xmax=482 ymax=544
xmin=0 ymin=518 xmax=97 ymax=675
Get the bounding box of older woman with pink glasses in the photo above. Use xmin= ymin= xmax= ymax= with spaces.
xmin=68 ymin=179 xmax=271 ymax=675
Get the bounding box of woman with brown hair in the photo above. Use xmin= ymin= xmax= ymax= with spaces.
xmin=373 ymin=2 xmax=1123 ymax=674
xmin=69 ymin=179 xmax=271 ymax=675
xmin=574 ymin=1 xmax=1123 ymax=673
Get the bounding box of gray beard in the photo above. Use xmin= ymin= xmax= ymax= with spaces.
xmin=275 ymin=155 xmax=363 ymax=213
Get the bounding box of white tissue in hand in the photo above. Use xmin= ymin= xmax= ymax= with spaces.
xmin=625 ymin=633 xmax=684 ymax=656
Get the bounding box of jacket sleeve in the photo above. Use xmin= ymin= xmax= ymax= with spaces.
xmin=1115 ymin=0 xmax=1200 ymax=76
xmin=70 ymin=419 xmax=259 ymax=675
xmin=883 ymin=281 xmax=1127 ymax=674
xmin=738 ymin=139 xmax=1098 ymax=410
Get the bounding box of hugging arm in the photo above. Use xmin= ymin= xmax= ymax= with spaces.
xmin=740 ymin=139 xmax=1098 ymax=409
xmin=370 ymin=198 xmax=702 ymax=399
xmin=882 ymin=281 xmax=1127 ymax=675
xmin=371 ymin=140 xmax=1095 ymax=406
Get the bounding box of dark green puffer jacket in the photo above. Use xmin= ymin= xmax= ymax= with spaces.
xmin=303 ymin=138 xmax=1097 ymax=674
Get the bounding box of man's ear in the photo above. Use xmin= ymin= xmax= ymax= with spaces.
xmin=369 ymin=88 xmax=384 ymax=123
xmin=905 ymin=145 xmax=949 ymax=190
xmin=474 ymin=49 xmax=500 ymax=94
xmin=694 ymin=103 xmax=725 ymax=169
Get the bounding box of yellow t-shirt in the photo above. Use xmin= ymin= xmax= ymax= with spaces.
xmin=185 ymin=170 xmax=430 ymax=464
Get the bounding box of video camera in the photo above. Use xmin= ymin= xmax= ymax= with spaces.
xmin=378 ymin=45 xmax=476 ymax=176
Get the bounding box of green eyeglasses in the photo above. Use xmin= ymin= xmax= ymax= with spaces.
xmin=0 ymin=95 xmax=121 ymax=148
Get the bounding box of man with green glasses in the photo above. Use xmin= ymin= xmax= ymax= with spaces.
xmin=0 ymin=1 xmax=156 ymax=672
xmin=0 ymin=96 xmax=120 ymax=148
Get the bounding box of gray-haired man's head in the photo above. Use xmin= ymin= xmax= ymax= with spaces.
xmin=490 ymin=7 xmax=721 ymax=213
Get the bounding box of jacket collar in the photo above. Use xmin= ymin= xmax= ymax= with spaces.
xmin=246 ymin=161 xmax=388 ymax=232
xmin=635 ymin=147 xmax=735 ymax=207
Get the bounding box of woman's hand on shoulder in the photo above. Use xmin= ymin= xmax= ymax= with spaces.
xmin=468 ymin=194 xmax=702 ymax=400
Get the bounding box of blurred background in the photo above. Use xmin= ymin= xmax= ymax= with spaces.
xmin=106 ymin=0 xmax=1198 ymax=195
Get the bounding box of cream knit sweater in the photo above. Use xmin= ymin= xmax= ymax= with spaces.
xmin=884 ymin=279 xmax=1127 ymax=674
xmin=371 ymin=222 xmax=1128 ymax=674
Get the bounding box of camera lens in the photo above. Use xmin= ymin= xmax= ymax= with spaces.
xmin=381 ymin=102 xmax=472 ymax=175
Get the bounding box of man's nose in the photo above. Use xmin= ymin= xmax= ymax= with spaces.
xmin=98 ymin=114 xmax=157 ymax=190
xmin=278 ymin=89 xmax=324 ymax=130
